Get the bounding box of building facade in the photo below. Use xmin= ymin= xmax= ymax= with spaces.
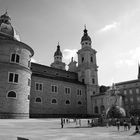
xmin=0 ymin=12 xmax=99 ymax=118
xmin=115 ymin=78 xmax=140 ymax=116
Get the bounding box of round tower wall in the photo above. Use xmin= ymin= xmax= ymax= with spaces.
xmin=0 ymin=39 xmax=33 ymax=118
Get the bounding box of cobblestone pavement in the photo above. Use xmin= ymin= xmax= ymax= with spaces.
xmin=0 ymin=119 xmax=139 ymax=140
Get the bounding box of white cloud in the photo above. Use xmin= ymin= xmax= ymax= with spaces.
xmin=115 ymin=47 xmax=140 ymax=68
xmin=63 ymin=49 xmax=77 ymax=63
xmin=31 ymin=58 xmax=37 ymax=63
xmin=99 ymin=22 xmax=120 ymax=32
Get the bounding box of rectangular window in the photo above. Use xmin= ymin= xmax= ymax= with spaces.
xmin=28 ymin=60 xmax=31 ymax=68
xmin=65 ymin=87 xmax=71 ymax=94
xmin=11 ymin=54 xmax=15 ymax=62
xmin=77 ymin=89 xmax=82 ymax=96
xmin=35 ymin=83 xmax=43 ymax=91
xmin=124 ymin=90 xmax=127 ymax=95
xmin=51 ymin=85 xmax=58 ymax=93
xmin=10 ymin=54 xmax=20 ymax=63
xmin=136 ymin=88 xmax=139 ymax=94
xmin=14 ymin=74 xmax=18 ymax=83
xmin=8 ymin=72 xmax=19 ymax=83
xmin=9 ymin=73 xmax=14 ymax=82
xmin=129 ymin=89 xmax=133 ymax=95
xmin=28 ymin=79 xmax=30 ymax=86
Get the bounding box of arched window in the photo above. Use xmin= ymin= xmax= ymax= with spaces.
xmin=52 ymin=99 xmax=57 ymax=104
xmin=66 ymin=100 xmax=70 ymax=105
xmin=94 ymin=106 xmax=99 ymax=114
xmin=78 ymin=101 xmax=82 ymax=105
xmin=35 ymin=97 xmax=42 ymax=103
xmin=7 ymin=91 xmax=16 ymax=98
xmin=100 ymin=105 xmax=105 ymax=114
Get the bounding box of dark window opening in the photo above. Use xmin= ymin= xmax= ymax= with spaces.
xmin=7 ymin=91 xmax=16 ymax=98
xmin=35 ymin=97 xmax=41 ymax=102
xmin=52 ymin=99 xmax=57 ymax=104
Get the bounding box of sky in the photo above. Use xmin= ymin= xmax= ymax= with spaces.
xmin=0 ymin=0 xmax=140 ymax=86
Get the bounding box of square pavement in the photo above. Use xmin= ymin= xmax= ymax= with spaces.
xmin=0 ymin=119 xmax=139 ymax=140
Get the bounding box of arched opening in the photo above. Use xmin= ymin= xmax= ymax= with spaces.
xmin=66 ymin=100 xmax=70 ymax=105
xmin=52 ymin=99 xmax=57 ymax=104
xmin=94 ymin=106 xmax=99 ymax=114
xmin=78 ymin=101 xmax=82 ymax=105
xmin=7 ymin=91 xmax=16 ymax=98
xmin=100 ymin=105 xmax=105 ymax=114
xmin=35 ymin=97 xmax=42 ymax=103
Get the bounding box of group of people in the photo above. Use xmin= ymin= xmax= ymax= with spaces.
xmin=116 ymin=119 xmax=131 ymax=131
xmin=116 ymin=117 xmax=140 ymax=134
xmin=60 ymin=118 xmax=82 ymax=128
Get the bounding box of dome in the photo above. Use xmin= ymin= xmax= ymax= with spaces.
xmin=0 ymin=11 xmax=20 ymax=41
xmin=81 ymin=28 xmax=91 ymax=42
xmin=54 ymin=44 xmax=62 ymax=57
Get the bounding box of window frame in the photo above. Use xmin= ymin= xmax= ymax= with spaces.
xmin=10 ymin=53 xmax=20 ymax=63
xmin=35 ymin=82 xmax=43 ymax=91
xmin=65 ymin=100 xmax=71 ymax=105
xmin=8 ymin=72 xmax=19 ymax=84
xmin=51 ymin=85 xmax=58 ymax=93
xmin=51 ymin=98 xmax=57 ymax=104
xmin=7 ymin=91 xmax=17 ymax=99
xmin=35 ymin=97 xmax=42 ymax=103
xmin=65 ymin=87 xmax=71 ymax=94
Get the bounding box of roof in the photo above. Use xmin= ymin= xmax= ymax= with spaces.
xmin=31 ymin=62 xmax=85 ymax=85
xmin=115 ymin=79 xmax=140 ymax=86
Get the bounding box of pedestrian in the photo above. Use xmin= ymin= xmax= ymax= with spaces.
xmin=123 ymin=120 xmax=127 ymax=131
xmin=87 ymin=120 xmax=90 ymax=126
xmin=61 ymin=118 xmax=64 ymax=128
xmin=116 ymin=119 xmax=120 ymax=131
xmin=79 ymin=119 xmax=81 ymax=127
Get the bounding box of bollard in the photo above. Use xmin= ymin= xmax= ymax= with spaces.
xmin=17 ymin=137 xmax=29 ymax=140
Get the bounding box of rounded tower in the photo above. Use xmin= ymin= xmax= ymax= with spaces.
xmin=77 ymin=26 xmax=99 ymax=115
xmin=0 ymin=11 xmax=34 ymax=118
xmin=51 ymin=43 xmax=65 ymax=70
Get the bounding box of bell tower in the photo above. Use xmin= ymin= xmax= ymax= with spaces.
xmin=77 ymin=26 xmax=99 ymax=115
xmin=51 ymin=43 xmax=66 ymax=70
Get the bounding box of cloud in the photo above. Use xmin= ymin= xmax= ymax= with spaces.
xmin=115 ymin=47 xmax=140 ymax=68
xmin=63 ymin=49 xmax=77 ymax=63
xmin=31 ymin=58 xmax=37 ymax=63
xmin=99 ymin=22 xmax=120 ymax=32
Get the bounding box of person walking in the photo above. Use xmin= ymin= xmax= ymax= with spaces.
xmin=61 ymin=118 xmax=64 ymax=128
xmin=116 ymin=119 xmax=120 ymax=131
xmin=123 ymin=120 xmax=127 ymax=131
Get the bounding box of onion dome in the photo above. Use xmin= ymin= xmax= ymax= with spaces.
xmin=0 ymin=11 xmax=20 ymax=41
xmin=81 ymin=26 xmax=91 ymax=42
xmin=54 ymin=43 xmax=62 ymax=57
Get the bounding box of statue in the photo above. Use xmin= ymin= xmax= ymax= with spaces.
xmin=106 ymin=83 xmax=126 ymax=118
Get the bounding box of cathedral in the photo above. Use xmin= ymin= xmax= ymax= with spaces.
xmin=0 ymin=12 xmax=99 ymax=118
